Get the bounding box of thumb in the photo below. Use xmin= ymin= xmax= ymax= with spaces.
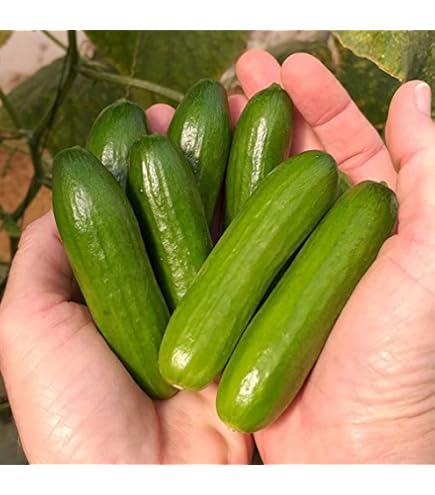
xmin=385 ymin=81 xmax=435 ymax=242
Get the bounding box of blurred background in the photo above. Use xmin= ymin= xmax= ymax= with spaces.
xmin=0 ymin=30 xmax=434 ymax=464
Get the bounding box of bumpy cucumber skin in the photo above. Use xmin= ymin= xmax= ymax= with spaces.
xmin=87 ymin=99 xmax=148 ymax=189
xmin=127 ymin=135 xmax=212 ymax=311
xmin=52 ymin=146 xmax=175 ymax=399
xmin=224 ymin=83 xmax=293 ymax=226
xmin=216 ymin=181 xmax=398 ymax=432
xmin=159 ymin=150 xmax=338 ymax=391
xmin=168 ymin=79 xmax=231 ymax=226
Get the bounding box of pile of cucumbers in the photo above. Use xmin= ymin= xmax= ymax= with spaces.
xmin=52 ymin=78 xmax=398 ymax=433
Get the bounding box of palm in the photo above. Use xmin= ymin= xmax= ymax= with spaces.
xmin=258 ymin=233 xmax=435 ymax=462
xmin=16 ymin=295 xmax=251 ymax=463
xmin=235 ymin=50 xmax=435 ymax=463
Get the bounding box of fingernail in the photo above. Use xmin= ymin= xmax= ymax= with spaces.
xmin=414 ymin=82 xmax=432 ymax=117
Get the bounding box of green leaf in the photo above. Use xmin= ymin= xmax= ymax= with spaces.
xmin=333 ymin=31 xmax=435 ymax=124
xmin=85 ymin=31 xmax=248 ymax=106
xmin=334 ymin=30 xmax=434 ymax=83
xmin=335 ymin=42 xmax=400 ymax=129
xmin=0 ymin=57 xmax=124 ymax=155
xmin=0 ymin=31 xmax=12 ymax=48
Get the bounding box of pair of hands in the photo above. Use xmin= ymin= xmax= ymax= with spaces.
xmin=1 ymin=49 xmax=434 ymax=464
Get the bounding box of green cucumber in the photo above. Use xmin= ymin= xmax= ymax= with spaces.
xmin=159 ymin=150 xmax=338 ymax=391
xmin=216 ymin=181 xmax=398 ymax=432
xmin=224 ymin=83 xmax=293 ymax=226
xmin=87 ymin=99 xmax=148 ymax=189
xmin=263 ymin=170 xmax=353 ymax=301
xmin=336 ymin=170 xmax=352 ymax=199
xmin=52 ymin=146 xmax=175 ymax=399
xmin=127 ymin=134 xmax=212 ymax=311
xmin=263 ymin=170 xmax=354 ymax=299
xmin=168 ymin=79 xmax=231 ymax=225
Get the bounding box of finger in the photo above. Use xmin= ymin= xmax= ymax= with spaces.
xmin=385 ymin=81 xmax=435 ymax=241
xmin=228 ymin=94 xmax=248 ymax=128
xmin=145 ymin=103 xmax=175 ymax=134
xmin=236 ymin=48 xmax=282 ymax=98
xmin=156 ymin=383 xmax=252 ymax=463
xmin=290 ymin=108 xmax=323 ymax=155
xmin=281 ymin=53 xmax=397 ymax=188
xmin=2 ymin=211 xmax=78 ymax=311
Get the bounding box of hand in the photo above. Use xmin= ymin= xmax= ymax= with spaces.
xmin=232 ymin=49 xmax=435 ymax=463
xmin=1 ymin=48 xmax=433 ymax=465
xmin=0 ymin=106 xmax=252 ymax=464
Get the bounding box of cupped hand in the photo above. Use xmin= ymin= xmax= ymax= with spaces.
xmin=233 ymin=49 xmax=435 ymax=463
xmin=0 ymin=107 xmax=251 ymax=464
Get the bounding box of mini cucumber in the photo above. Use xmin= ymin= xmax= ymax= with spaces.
xmin=87 ymin=99 xmax=148 ymax=189
xmin=168 ymin=79 xmax=231 ymax=226
xmin=159 ymin=150 xmax=338 ymax=391
xmin=127 ymin=134 xmax=212 ymax=311
xmin=52 ymin=146 xmax=175 ymax=399
xmin=216 ymin=181 xmax=398 ymax=432
xmin=224 ymin=83 xmax=293 ymax=226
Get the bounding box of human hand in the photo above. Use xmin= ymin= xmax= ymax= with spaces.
xmin=232 ymin=49 xmax=435 ymax=463
xmin=0 ymin=106 xmax=252 ymax=464
xmin=1 ymin=48 xmax=433 ymax=465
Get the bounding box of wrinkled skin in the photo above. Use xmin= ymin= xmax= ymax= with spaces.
xmin=0 ymin=49 xmax=434 ymax=463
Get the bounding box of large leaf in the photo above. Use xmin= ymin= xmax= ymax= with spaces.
xmin=0 ymin=57 xmax=124 ymax=155
xmin=334 ymin=31 xmax=434 ymax=121
xmin=0 ymin=31 xmax=12 ymax=48
xmin=85 ymin=31 xmax=248 ymax=106
xmin=334 ymin=30 xmax=434 ymax=83
xmin=335 ymin=42 xmax=400 ymax=129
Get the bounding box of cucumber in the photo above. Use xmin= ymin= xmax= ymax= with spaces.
xmin=264 ymin=170 xmax=353 ymax=301
xmin=336 ymin=170 xmax=352 ymax=199
xmin=168 ymin=79 xmax=231 ymax=226
xmin=52 ymin=146 xmax=175 ymax=399
xmin=224 ymin=83 xmax=293 ymax=226
xmin=159 ymin=150 xmax=338 ymax=391
xmin=127 ymin=134 xmax=212 ymax=311
xmin=216 ymin=181 xmax=398 ymax=432
xmin=87 ymin=99 xmax=148 ymax=189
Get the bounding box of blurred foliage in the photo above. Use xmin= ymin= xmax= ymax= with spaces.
xmin=0 ymin=31 xmax=11 ymax=47
xmin=0 ymin=31 xmax=248 ymax=157
xmin=0 ymin=57 xmax=124 ymax=155
xmin=0 ymin=377 xmax=27 ymax=464
xmin=335 ymin=30 xmax=434 ymax=82
xmin=86 ymin=30 xmax=248 ymax=106
xmin=263 ymin=31 xmax=434 ymax=130
xmin=335 ymin=30 xmax=434 ymax=122
xmin=334 ymin=42 xmax=401 ymax=129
